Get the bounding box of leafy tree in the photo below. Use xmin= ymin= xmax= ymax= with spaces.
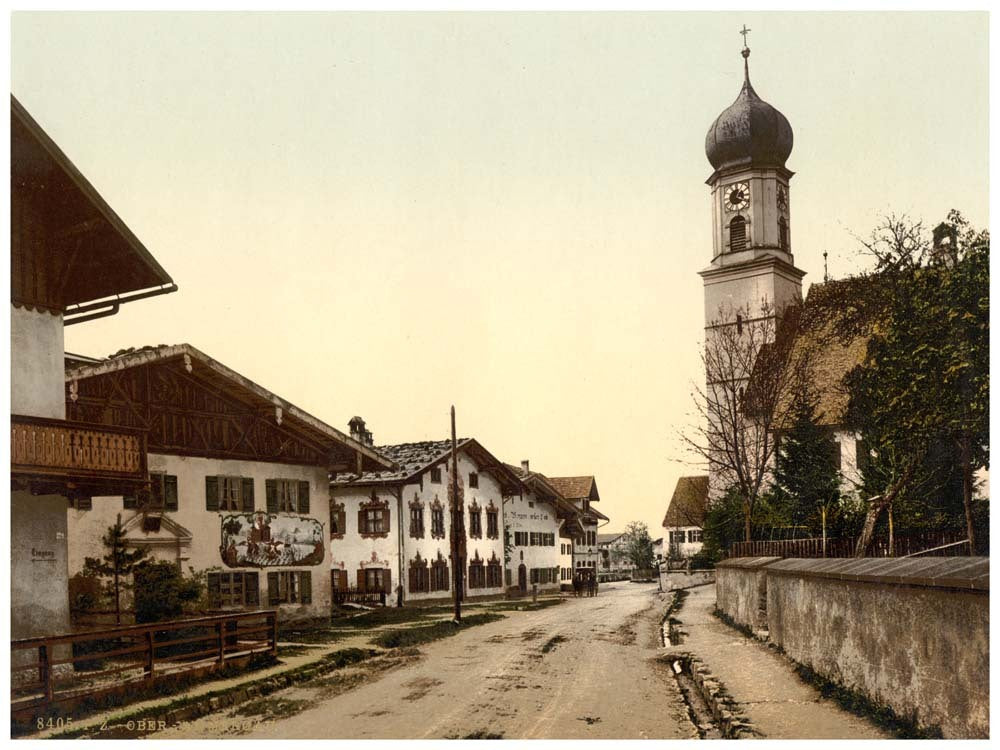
xmin=771 ymin=387 xmax=842 ymax=543
xmin=621 ymin=521 xmax=656 ymax=570
xmin=700 ymin=485 xmax=746 ymax=561
xmin=133 ymin=561 xmax=203 ymax=623
xmin=82 ymin=514 xmax=148 ymax=624
xmin=837 ymin=212 xmax=989 ymax=554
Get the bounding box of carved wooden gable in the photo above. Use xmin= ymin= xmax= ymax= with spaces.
xmin=66 ymin=360 xmax=328 ymax=466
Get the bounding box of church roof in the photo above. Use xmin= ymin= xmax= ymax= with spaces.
xmin=705 ymin=49 xmax=793 ymax=175
xmin=663 ymin=476 xmax=709 ymax=528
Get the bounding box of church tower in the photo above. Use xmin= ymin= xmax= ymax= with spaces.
xmin=700 ymin=37 xmax=805 ymax=335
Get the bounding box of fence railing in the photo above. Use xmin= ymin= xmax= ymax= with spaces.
xmin=332 ymin=588 xmax=387 ymax=606
xmin=11 ymin=414 xmax=147 ymax=481
xmin=11 ymin=610 xmax=277 ymax=715
xmin=728 ymin=530 xmax=972 ymax=559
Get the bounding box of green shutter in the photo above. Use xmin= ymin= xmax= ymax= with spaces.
xmin=300 ymin=571 xmax=312 ymax=604
xmin=242 ymin=477 xmax=255 ymax=511
xmin=164 ymin=475 xmax=179 ymax=511
xmin=298 ymin=480 xmax=310 ymax=514
xmin=207 ymin=573 xmax=220 ymax=608
xmin=206 ymin=476 xmax=219 ymax=511
xmin=267 ymin=572 xmax=280 ymax=606
xmin=124 ymin=495 xmax=137 ymax=510
xmin=245 ymin=572 xmax=260 ymax=606
xmin=357 ymin=569 xmax=366 ymax=592
xmin=266 ymin=479 xmax=278 ymax=513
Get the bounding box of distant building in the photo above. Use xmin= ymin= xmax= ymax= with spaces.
xmin=330 ymin=429 xmax=522 ymax=605
xmin=652 ymin=537 xmax=664 ymax=563
xmin=64 ymin=344 xmax=390 ymax=619
xmin=11 ymin=96 xmax=177 ymax=641
xmin=663 ymin=476 xmax=708 ymax=558
xmin=597 ymin=532 xmax=630 ymax=574
xmin=548 ymin=476 xmax=606 ymax=573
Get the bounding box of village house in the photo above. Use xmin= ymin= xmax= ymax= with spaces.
xmin=64 ymin=345 xmax=392 ymax=619
xmin=10 ymin=96 xmax=177 ymax=642
xmin=330 ymin=422 xmax=523 ymax=605
xmin=663 ymin=476 xmax=708 ymax=559
xmin=548 ymin=476 xmax=606 ymax=573
xmin=506 ymin=460 xmax=584 ymax=594
xmin=597 ymin=532 xmax=631 ymax=576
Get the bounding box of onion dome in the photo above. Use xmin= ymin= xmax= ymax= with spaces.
xmin=705 ymin=47 xmax=793 ymax=173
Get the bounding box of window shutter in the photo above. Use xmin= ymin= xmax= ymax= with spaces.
xmin=207 ymin=573 xmax=220 ymax=608
xmin=383 ymin=569 xmax=392 ymax=595
xmin=357 ymin=570 xmax=366 ymax=592
xmin=206 ymin=476 xmax=219 ymax=511
xmin=266 ymin=479 xmax=278 ymax=513
xmin=241 ymin=477 xmax=255 ymax=511
xmin=124 ymin=495 xmax=137 ymax=510
xmin=245 ymin=573 xmax=260 ymax=606
xmin=357 ymin=509 xmax=366 ymax=535
xmin=301 ymin=571 xmax=312 ymax=604
xmin=164 ymin=475 xmax=179 ymax=511
xmin=267 ymin=572 xmax=280 ymax=606
xmin=296 ymin=480 xmax=310 ymax=514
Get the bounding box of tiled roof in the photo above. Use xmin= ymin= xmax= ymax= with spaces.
xmin=663 ymin=476 xmax=709 ymax=528
xmin=597 ymin=532 xmax=624 ymax=545
xmin=548 ymin=476 xmax=599 ymax=502
xmin=332 ymin=439 xmax=471 ymax=484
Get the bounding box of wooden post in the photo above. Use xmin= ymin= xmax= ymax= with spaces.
xmin=216 ymin=621 xmax=225 ymax=664
xmin=270 ymin=613 xmax=278 ymax=656
xmin=145 ymin=630 xmax=155 ymax=680
xmin=39 ymin=644 xmax=52 ymax=703
xmin=450 ymin=406 xmax=462 ymax=624
xmin=821 ymin=506 xmax=827 ymax=558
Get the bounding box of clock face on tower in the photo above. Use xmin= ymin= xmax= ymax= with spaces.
xmin=725 ymin=182 xmax=750 ymax=212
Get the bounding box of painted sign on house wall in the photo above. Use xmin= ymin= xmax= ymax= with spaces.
xmin=220 ymin=512 xmax=324 ymax=567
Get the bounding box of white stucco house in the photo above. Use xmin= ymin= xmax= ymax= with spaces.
xmin=10 ymin=96 xmax=178 ymax=644
xmin=548 ymin=476 xmax=606 ymax=574
xmin=64 ymin=345 xmax=391 ymax=620
xmin=330 ymin=427 xmax=523 ymax=605
xmin=663 ymin=476 xmax=708 ymax=559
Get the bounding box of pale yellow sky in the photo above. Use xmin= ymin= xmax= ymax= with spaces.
xmin=10 ymin=12 xmax=989 ymax=535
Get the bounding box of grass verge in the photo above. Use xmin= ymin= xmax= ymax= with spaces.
xmin=370 ymin=613 xmax=504 ymax=649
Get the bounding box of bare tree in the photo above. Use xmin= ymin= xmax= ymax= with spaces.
xmin=681 ymin=300 xmax=813 ymax=543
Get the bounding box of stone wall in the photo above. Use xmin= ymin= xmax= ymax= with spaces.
xmin=715 ymin=557 xmax=989 ymax=738
xmin=715 ymin=556 xmax=780 ymax=635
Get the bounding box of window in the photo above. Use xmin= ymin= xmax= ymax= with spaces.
xmin=468 ymin=555 xmax=486 ymax=589
xmin=431 ymin=555 xmax=450 ymax=592
xmin=688 ymin=529 xmax=704 ymax=543
xmin=409 ymin=501 xmax=425 ymax=539
xmin=514 ymin=531 xmax=528 ymax=546
xmin=331 ymin=569 xmax=349 ymax=592
xmin=530 ymin=568 xmax=559 ymax=585
xmin=206 ymin=476 xmax=254 ymax=512
xmin=469 ymin=502 xmax=482 ymax=538
xmin=267 ymin=571 xmax=312 ymax=605
xmin=128 ymin=473 xmax=179 ymax=511
xmin=486 ymin=504 xmax=499 ymax=539
xmin=430 ymin=467 xmax=442 ymax=484
xmin=357 ymin=567 xmax=392 ymax=594
xmin=409 ymin=555 xmax=430 ymax=593
xmin=830 ymin=439 xmax=843 ymax=471
xmin=729 ymin=216 xmax=747 ymax=252
xmin=670 ymin=530 xmax=686 ymax=545
xmin=73 ymin=497 xmax=93 ymax=511
xmin=528 ymin=501 xmax=534 ymax=508
xmin=330 ymin=501 xmax=346 ymax=539
xmin=208 ymin=571 xmax=260 ymax=608
xmin=358 ymin=493 xmax=390 ymax=538
xmin=529 ymin=532 xmax=538 ymax=546
xmin=431 ymin=500 xmax=446 ymax=539
xmin=468 ymin=472 xmax=478 ymax=488
xmin=778 ymin=216 xmax=789 ymax=251
xmin=736 ymin=314 xmax=743 ymax=335
xmin=486 ymin=558 xmax=503 ymax=588
xmin=266 ymin=479 xmax=310 ymax=514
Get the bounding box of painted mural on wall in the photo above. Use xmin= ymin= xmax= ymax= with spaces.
xmin=220 ymin=512 xmax=324 ymax=567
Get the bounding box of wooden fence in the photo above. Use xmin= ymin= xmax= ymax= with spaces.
xmin=332 ymin=588 xmax=387 ymax=606
xmin=728 ymin=529 xmax=971 ymax=559
xmin=11 ymin=610 xmax=277 ymax=717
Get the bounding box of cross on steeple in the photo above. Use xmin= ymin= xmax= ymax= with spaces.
xmin=739 ymin=24 xmax=751 ymax=49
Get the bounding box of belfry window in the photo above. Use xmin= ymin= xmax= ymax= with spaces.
xmin=779 ymin=217 xmax=789 ymax=251
xmin=729 ymin=216 xmax=747 ymax=252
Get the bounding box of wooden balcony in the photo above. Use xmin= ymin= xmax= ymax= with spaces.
xmin=10 ymin=414 xmax=148 ymax=494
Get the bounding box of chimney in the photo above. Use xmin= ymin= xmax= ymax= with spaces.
xmin=348 ymin=416 xmax=366 ymax=444
xmin=521 ymin=459 xmax=530 ymax=473
xmin=364 ymin=429 xmax=374 ymax=447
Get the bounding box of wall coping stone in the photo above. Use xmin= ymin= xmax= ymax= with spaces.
xmin=716 ymin=556 xmax=782 ymax=570
xmin=764 ymin=556 xmax=989 ymax=592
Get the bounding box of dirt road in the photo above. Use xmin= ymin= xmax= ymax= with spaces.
xmin=155 ymin=582 xmax=693 ymax=739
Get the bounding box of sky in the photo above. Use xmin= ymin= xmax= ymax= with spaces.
xmin=10 ymin=12 xmax=989 ymax=536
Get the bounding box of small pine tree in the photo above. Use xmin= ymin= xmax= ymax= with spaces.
xmin=772 ymin=389 xmax=842 ymax=541
xmin=82 ymin=514 xmax=148 ymax=624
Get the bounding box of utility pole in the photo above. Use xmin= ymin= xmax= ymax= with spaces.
xmin=450 ymin=406 xmax=464 ymax=623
